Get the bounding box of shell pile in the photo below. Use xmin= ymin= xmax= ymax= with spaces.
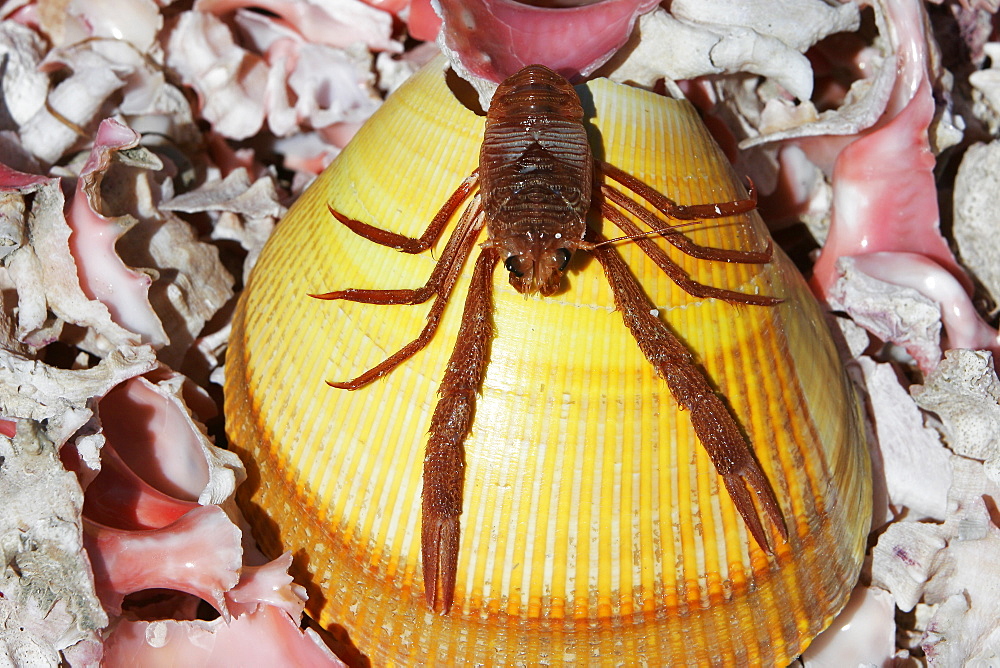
xmin=225 ymin=59 xmax=871 ymax=664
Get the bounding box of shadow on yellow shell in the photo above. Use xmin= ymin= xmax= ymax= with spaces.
xmin=225 ymin=57 xmax=871 ymax=665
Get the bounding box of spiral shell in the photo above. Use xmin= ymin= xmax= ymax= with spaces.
xmin=225 ymin=58 xmax=871 ymax=665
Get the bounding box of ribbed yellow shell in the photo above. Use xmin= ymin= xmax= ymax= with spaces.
xmin=225 ymin=59 xmax=871 ymax=665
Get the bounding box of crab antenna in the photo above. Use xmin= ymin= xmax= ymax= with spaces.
xmin=589 ymin=219 xmax=716 ymax=249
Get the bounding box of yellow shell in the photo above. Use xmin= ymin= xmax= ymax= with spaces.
xmin=225 ymin=59 xmax=871 ymax=665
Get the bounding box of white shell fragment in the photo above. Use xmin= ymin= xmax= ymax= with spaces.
xmin=970 ymin=43 xmax=1000 ymax=133
xmin=953 ymin=141 xmax=1000 ymax=307
xmin=166 ymin=12 xmax=269 ymax=142
xmin=3 ymin=173 xmax=141 ymax=353
xmin=911 ymin=350 xmax=1000 ymax=483
xmin=0 ymin=22 xmax=47 ymax=128
xmin=0 ymin=345 xmax=157 ymax=448
xmin=0 ymin=344 xmax=157 ymax=665
xmin=27 ymin=0 xmax=163 ymax=52
xmin=872 ymin=520 xmax=947 ymax=613
xmin=872 ymin=456 xmax=1000 ymax=665
xmin=608 ymin=0 xmax=859 ymax=101
xmin=800 ymin=585 xmax=896 ymax=667
xmin=161 ymin=168 xmax=287 ymax=283
xmin=738 ymin=0 xmax=900 ymax=149
xmin=828 ymin=256 xmax=943 ymax=371
xmin=857 ymin=356 xmax=952 ymax=523
xmin=1 ymin=422 xmax=107 ymax=667
xmin=670 ymin=0 xmax=858 ymax=53
xmin=166 ymin=7 xmax=387 ymax=142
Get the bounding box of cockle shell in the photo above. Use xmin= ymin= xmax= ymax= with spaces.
xmin=224 ymin=58 xmax=871 ymax=665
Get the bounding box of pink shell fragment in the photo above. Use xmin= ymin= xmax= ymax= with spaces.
xmin=82 ymin=445 xmax=199 ymax=532
xmin=225 ymin=553 xmax=306 ymax=619
xmin=102 ymin=605 xmax=345 ymax=667
xmin=83 ymin=505 xmax=243 ymax=617
xmin=72 ymin=366 xmax=339 ymax=660
xmin=408 ymin=0 xmax=441 ymax=41
xmin=166 ymin=6 xmax=385 ymax=144
xmin=0 ymin=163 xmax=49 ymax=189
xmin=101 ymin=552 xmax=341 ymax=666
xmin=811 ymin=77 xmax=958 ymax=290
xmin=194 ymin=0 xmax=398 ymax=52
xmin=809 ymin=0 xmax=998 ymax=366
xmin=67 ymin=119 xmax=167 ymax=347
xmin=97 ymin=376 xmax=211 ymax=503
xmin=436 ymin=0 xmax=659 ymax=82
xmin=165 ymin=11 xmax=269 ymax=141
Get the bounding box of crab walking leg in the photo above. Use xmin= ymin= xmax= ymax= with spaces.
xmin=312 ymin=200 xmax=486 ymax=390
xmin=326 ymin=171 xmax=479 ymax=253
xmin=600 ymin=161 xmax=757 ymax=221
xmin=422 ymin=247 xmax=500 ymax=613
xmin=601 ymin=183 xmax=773 ymax=264
xmin=599 ymin=203 xmax=781 ymax=307
xmin=590 ymin=236 xmax=788 ymax=552
xmin=311 ymin=194 xmax=485 ymax=306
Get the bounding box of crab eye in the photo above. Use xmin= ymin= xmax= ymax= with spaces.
xmin=505 ymin=255 xmax=524 ymax=277
xmin=556 ymin=248 xmax=572 ymax=272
